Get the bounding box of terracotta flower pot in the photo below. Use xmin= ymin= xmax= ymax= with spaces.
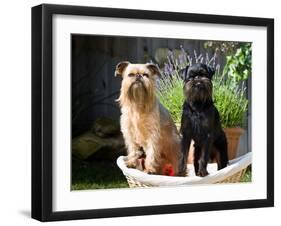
xmin=185 ymin=128 xmax=245 ymax=163
xmin=223 ymin=127 xmax=245 ymax=160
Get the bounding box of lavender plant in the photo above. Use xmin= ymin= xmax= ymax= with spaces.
xmin=157 ymin=47 xmax=187 ymax=124
xmin=212 ymin=73 xmax=248 ymax=128
xmin=157 ymin=72 xmax=184 ymax=124
xmin=157 ymin=46 xmax=248 ymax=128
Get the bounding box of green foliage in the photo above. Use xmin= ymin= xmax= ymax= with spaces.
xmin=157 ymin=73 xmax=184 ymax=124
xmin=223 ymin=43 xmax=252 ymax=82
xmin=240 ymin=166 xmax=252 ymax=182
xmin=212 ymin=73 xmax=248 ymax=128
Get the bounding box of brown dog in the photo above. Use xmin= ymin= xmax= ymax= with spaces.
xmin=115 ymin=62 xmax=184 ymax=176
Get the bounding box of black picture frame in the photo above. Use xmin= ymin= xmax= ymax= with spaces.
xmin=32 ymin=3 xmax=274 ymax=222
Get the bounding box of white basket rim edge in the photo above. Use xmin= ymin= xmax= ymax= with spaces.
xmin=116 ymin=152 xmax=252 ymax=186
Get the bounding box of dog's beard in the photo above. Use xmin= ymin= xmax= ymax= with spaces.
xmin=128 ymin=81 xmax=149 ymax=104
xmin=119 ymin=79 xmax=155 ymax=112
xmin=184 ymin=79 xmax=213 ymax=104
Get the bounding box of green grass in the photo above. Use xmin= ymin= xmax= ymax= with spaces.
xmin=240 ymin=166 xmax=252 ymax=183
xmin=71 ymin=157 xmax=129 ymax=190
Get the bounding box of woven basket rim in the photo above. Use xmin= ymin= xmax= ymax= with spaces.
xmin=117 ymin=152 xmax=252 ymax=186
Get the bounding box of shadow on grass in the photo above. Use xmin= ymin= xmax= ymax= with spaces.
xmin=71 ymin=156 xmax=129 ymax=190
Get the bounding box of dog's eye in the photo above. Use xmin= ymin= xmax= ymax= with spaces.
xmin=143 ymin=73 xmax=149 ymax=77
xmin=128 ymin=73 xmax=135 ymax=77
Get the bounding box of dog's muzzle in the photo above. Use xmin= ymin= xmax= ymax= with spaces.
xmin=194 ymin=81 xmax=204 ymax=89
xmin=135 ymin=74 xmax=145 ymax=83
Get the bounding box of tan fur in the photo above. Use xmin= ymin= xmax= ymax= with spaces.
xmin=115 ymin=62 xmax=184 ymax=175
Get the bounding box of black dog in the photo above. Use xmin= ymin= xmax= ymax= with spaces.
xmin=180 ymin=63 xmax=228 ymax=177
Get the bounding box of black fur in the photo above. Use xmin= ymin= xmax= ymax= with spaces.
xmin=180 ymin=63 xmax=228 ymax=177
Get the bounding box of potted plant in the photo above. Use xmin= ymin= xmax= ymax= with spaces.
xmin=215 ymin=43 xmax=251 ymax=159
xmin=213 ymin=73 xmax=248 ymax=159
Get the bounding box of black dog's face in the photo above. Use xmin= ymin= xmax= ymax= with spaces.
xmin=183 ymin=63 xmax=215 ymax=103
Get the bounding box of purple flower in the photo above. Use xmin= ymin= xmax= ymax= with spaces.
xmin=164 ymin=63 xmax=174 ymax=75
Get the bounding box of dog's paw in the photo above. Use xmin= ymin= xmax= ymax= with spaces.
xmin=196 ymin=168 xmax=209 ymax=177
xmin=144 ymin=168 xmax=157 ymax=175
xmin=178 ymin=170 xmax=188 ymax=177
xmin=125 ymin=159 xmax=137 ymax=168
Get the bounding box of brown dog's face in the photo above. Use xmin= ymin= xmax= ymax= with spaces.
xmin=115 ymin=62 xmax=160 ymax=106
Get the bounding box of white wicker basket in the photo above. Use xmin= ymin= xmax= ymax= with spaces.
xmin=117 ymin=152 xmax=252 ymax=187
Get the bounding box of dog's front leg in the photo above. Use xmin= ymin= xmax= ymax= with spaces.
xmin=144 ymin=145 xmax=158 ymax=174
xmin=180 ymin=114 xmax=192 ymax=175
xmin=215 ymin=131 xmax=229 ymax=170
xmin=125 ymin=143 xmax=143 ymax=168
xmin=197 ymin=136 xmax=213 ymax=177
xmin=194 ymin=144 xmax=201 ymax=175
xmin=180 ymin=132 xmax=191 ymax=176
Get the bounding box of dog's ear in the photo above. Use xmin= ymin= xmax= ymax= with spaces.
xmin=206 ymin=65 xmax=215 ymax=79
xmin=146 ymin=63 xmax=161 ymax=77
xmin=180 ymin=65 xmax=189 ymax=81
xmin=115 ymin=61 xmax=130 ymax=77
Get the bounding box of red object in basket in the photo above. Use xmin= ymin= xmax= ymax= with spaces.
xmin=163 ymin=164 xmax=175 ymax=176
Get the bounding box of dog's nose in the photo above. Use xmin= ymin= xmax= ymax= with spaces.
xmin=136 ymin=74 xmax=142 ymax=79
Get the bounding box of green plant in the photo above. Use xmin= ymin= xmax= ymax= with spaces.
xmin=213 ymin=73 xmax=248 ymax=128
xmin=157 ymin=73 xmax=184 ymax=124
xmin=240 ymin=166 xmax=252 ymax=182
xmin=223 ymin=43 xmax=252 ymax=82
